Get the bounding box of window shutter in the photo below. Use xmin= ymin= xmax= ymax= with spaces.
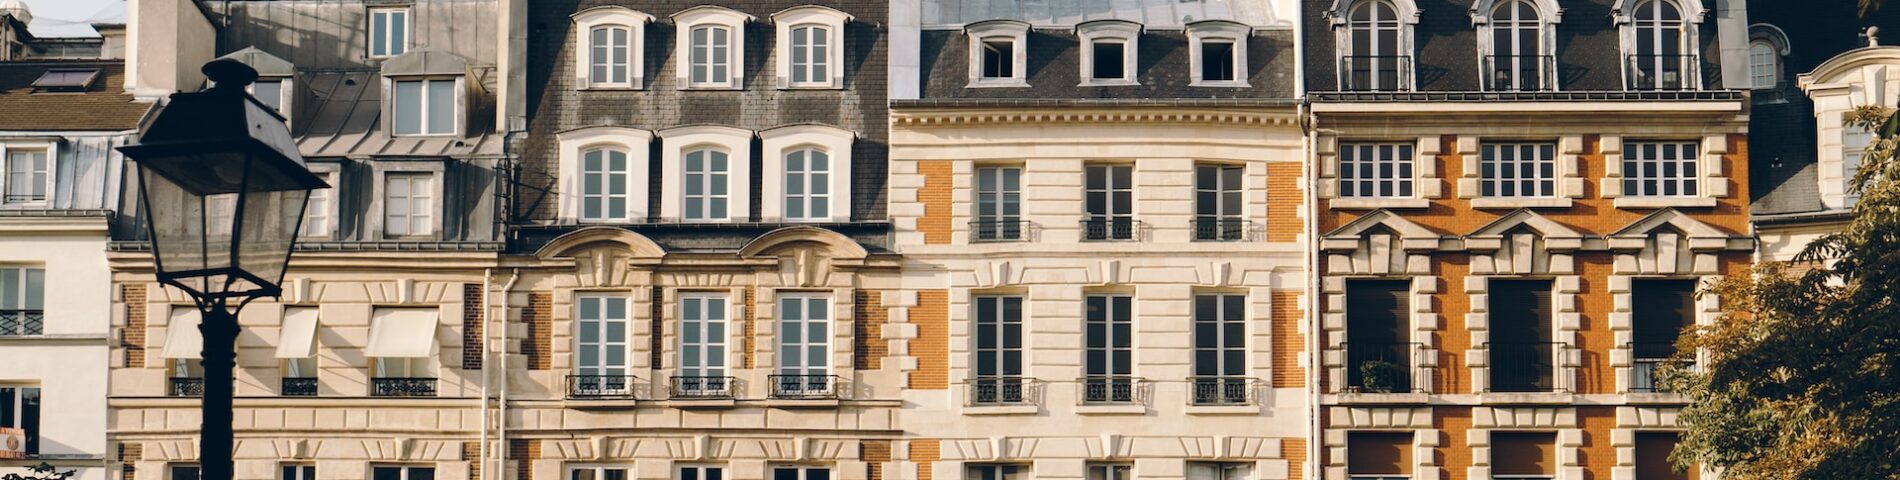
xmin=1347 ymin=432 xmax=1413 ymax=475
xmin=1491 ymin=432 xmax=1556 ymax=476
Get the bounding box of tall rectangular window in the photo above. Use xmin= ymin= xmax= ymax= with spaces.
xmin=1194 ymin=164 xmax=1244 ymax=241
xmin=1491 ymin=432 xmax=1557 ymax=480
xmin=1623 ymin=141 xmax=1700 ymax=197
xmin=1339 ymin=143 xmax=1415 ymax=198
xmin=1631 ymin=279 xmax=1695 ymax=393
xmin=790 ymin=26 xmax=830 ymax=85
xmin=1845 ymin=125 xmax=1873 ymax=202
xmin=972 ymin=295 xmax=1025 ymax=404
xmin=571 ymin=467 xmax=629 ymax=480
xmin=282 ymin=464 xmax=317 ymax=480
xmin=1083 ymin=295 xmax=1133 ymax=403
xmin=690 ymin=26 xmax=731 ymax=85
xmin=1347 ymin=432 xmax=1413 ymax=480
xmin=582 ymin=149 xmax=631 ymax=222
xmin=371 ymin=466 xmax=436 ymax=480
xmin=1489 ymin=280 xmax=1554 ymax=392
xmin=591 ymin=26 xmax=631 ymax=86
xmin=776 ymin=295 xmax=831 ymax=396
xmin=784 ymin=149 xmax=831 ymax=221
xmin=1635 ymin=432 xmax=1691 ymax=480
xmin=981 ymin=40 xmax=1014 ymax=79
xmin=384 ymin=173 xmax=434 ymax=237
xmin=679 ymin=465 xmax=724 ymax=480
xmin=1346 ymin=280 xmax=1411 ymax=393
xmin=1191 ymin=293 xmax=1248 ymax=405
xmin=369 ymin=8 xmax=409 ymax=57
xmin=1201 ymin=41 xmax=1236 ymax=82
xmin=1186 ymin=462 xmax=1251 ymax=480
xmin=300 ymin=171 xmax=335 ymax=238
xmin=974 ymin=166 xmax=1022 ymax=241
xmin=577 ymin=294 xmax=631 ymax=378
xmin=0 ymin=267 xmax=44 ymax=336
xmin=1479 ymin=142 xmax=1557 ymax=197
xmin=683 ymin=149 xmax=730 ymax=221
xmin=3 ymin=148 xmax=48 ymax=205
xmin=0 ymin=386 xmax=40 ymax=455
xmin=393 ymin=79 xmax=456 ymax=136
xmin=1086 ymin=464 xmax=1131 ymax=480
xmin=678 ymin=294 xmax=729 ymax=395
xmin=772 ymin=466 xmax=830 ymax=480
xmin=1084 ymin=164 xmax=1134 ymax=241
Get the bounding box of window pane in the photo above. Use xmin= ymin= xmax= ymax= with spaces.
xmin=427 ymin=81 xmax=455 ymax=134
xmin=394 ymin=81 xmax=423 ymax=135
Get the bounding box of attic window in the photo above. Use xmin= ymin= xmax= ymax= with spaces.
xmin=31 ymin=69 xmax=98 ymax=92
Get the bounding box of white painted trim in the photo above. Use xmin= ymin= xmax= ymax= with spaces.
xmin=1075 ymin=20 xmax=1142 ymax=87
xmin=658 ymin=125 xmax=753 ymax=223
xmin=966 ymin=20 xmax=1031 ymax=88
xmin=0 ymin=140 xmax=57 ymax=209
xmin=572 ymin=7 xmax=653 ymax=90
xmin=674 ymin=6 xmax=753 ymax=90
xmin=1187 ymin=21 xmax=1253 ymax=87
xmin=773 ymin=6 xmax=852 ymax=90
xmin=558 ymin=126 xmax=655 ymax=223
xmin=760 ymin=125 xmax=854 ymax=223
xmin=299 ymin=163 xmax=342 ymax=239
xmin=369 ymin=162 xmax=447 ymax=239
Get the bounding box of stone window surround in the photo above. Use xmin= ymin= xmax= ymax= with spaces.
xmin=1599 ymin=135 xmax=1731 ymax=209
xmin=1611 ymin=0 xmax=1707 ymax=91
xmin=1320 ymin=407 xmax=1440 ymax=480
xmin=1324 ymin=0 xmax=1422 ymax=91
xmin=369 ymin=160 xmax=447 ymax=240
xmin=658 ymin=125 xmax=754 ymax=224
xmin=557 ymin=126 xmax=656 ymax=224
xmin=965 ymin=20 xmax=1031 ymax=88
xmin=1469 ymin=0 xmax=1564 ymax=90
xmin=673 ymin=6 xmax=753 ymax=90
xmin=1075 ymin=20 xmax=1142 ymax=87
xmin=0 ymin=140 xmax=58 ymax=208
xmin=1320 ymin=275 xmax=1439 ymax=395
xmin=1463 ymin=275 xmax=1582 ymax=396
xmin=1187 ymin=20 xmax=1253 ymax=87
xmin=1454 ymin=135 xmax=1588 ymax=209
xmin=1466 ymin=407 xmax=1585 ymax=480
xmin=663 ymin=288 xmax=746 ymax=392
xmin=300 ymin=162 xmax=343 ymax=240
xmin=756 ymin=287 xmax=854 ymax=378
xmin=772 ymin=5 xmax=852 ymax=90
xmin=1318 ymin=135 xmax=1443 ymax=210
xmin=1607 ymin=407 xmax=1705 ymax=480
xmin=759 ymin=124 xmax=855 ymax=223
xmin=571 ymin=6 xmax=654 ymax=90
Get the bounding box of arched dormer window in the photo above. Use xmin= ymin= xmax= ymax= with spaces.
xmin=1332 ymin=0 xmax=1416 ymax=91
xmin=1748 ymin=24 xmax=1790 ymax=91
xmin=1475 ymin=0 xmax=1560 ymax=91
xmin=572 ymin=6 xmax=653 ymax=90
xmin=673 ymin=6 xmax=753 ymax=90
xmin=773 ymin=6 xmax=852 ymax=89
xmin=659 ymin=126 xmax=753 ymax=223
xmin=1618 ymin=0 xmax=1704 ymax=91
xmin=761 ymin=124 xmax=854 ymax=222
xmin=557 ymin=126 xmax=654 ymax=223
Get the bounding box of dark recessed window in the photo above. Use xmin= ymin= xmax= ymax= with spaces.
xmin=982 ymin=40 xmax=1014 ymax=78
xmin=1092 ymin=41 xmax=1125 ymax=80
xmin=1202 ymin=41 xmax=1236 ymax=82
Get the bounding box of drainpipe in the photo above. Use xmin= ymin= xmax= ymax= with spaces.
xmin=1301 ymin=100 xmax=1322 ymax=480
xmin=494 ymin=268 xmax=520 ymax=480
xmin=478 ymin=268 xmax=493 ymax=480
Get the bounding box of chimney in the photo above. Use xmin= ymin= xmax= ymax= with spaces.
xmin=126 ymin=0 xmax=217 ymax=98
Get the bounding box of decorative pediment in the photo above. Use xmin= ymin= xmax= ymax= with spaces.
xmin=1609 ymin=209 xmax=1738 ymax=275
xmin=536 ymin=227 xmax=666 ymax=260
xmin=1465 ymin=209 xmax=1583 ymax=249
xmin=1321 ymin=210 xmax=1440 ymax=276
xmin=1467 ymin=210 xmax=1582 ymax=275
xmin=1320 ymin=209 xmax=1439 ymax=251
xmin=740 ymin=227 xmax=868 ymax=287
xmin=1608 ymin=208 xmax=1731 ymax=248
xmin=1324 ymin=0 xmax=1421 ymax=25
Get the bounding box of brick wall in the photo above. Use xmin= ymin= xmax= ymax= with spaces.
xmin=525 ymin=292 xmax=552 ymax=371
xmin=1435 ymin=257 xmax=1472 ymax=395
xmin=743 ymin=287 xmax=757 ymax=369
xmin=1280 ymin=439 xmax=1306 ymax=480
xmin=1267 ymin=163 xmax=1304 ymax=243
xmin=1576 ymin=255 xmax=1616 ymax=395
xmin=652 ymin=287 xmax=665 ymax=368
xmin=919 ymin=161 xmax=954 ymax=245
xmin=509 ymin=439 xmax=538 ymax=480
xmin=463 ymin=441 xmax=481 ymax=480
xmin=863 ymin=441 xmax=892 ymax=480
xmin=910 ymin=440 xmax=940 ymax=480
xmin=910 ymin=291 xmax=949 ymax=389
xmin=1271 ymin=289 xmax=1305 ymax=388
xmin=122 ymin=284 xmax=146 ymax=368
xmin=118 ymin=442 xmax=141 ymax=480
xmin=1434 ymin=408 xmax=1472 ymax=480
xmin=855 ymin=290 xmax=888 ymax=370
xmin=463 ymin=283 xmax=484 ymax=370
xmin=1580 ymin=407 xmax=1619 ymax=480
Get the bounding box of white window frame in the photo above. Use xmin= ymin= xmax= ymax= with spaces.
xmin=966 ymin=20 xmax=1030 ymax=88
xmin=677 ymin=465 xmax=726 ymax=480
xmin=1478 ymin=142 xmax=1559 ymax=198
xmin=678 ymin=293 xmax=730 ymax=380
xmin=1474 ymin=0 xmax=1560 ymax=91
xmin=659 ymin=126 xmax=753 ymax=223
xmin=1086 ymin=463 xmax=1133 ymax=480
xmin=368 ymin=7 xmax=411 ymax=58
xmin=1194 ymin=162 xmax=1245 ymax=241
xmin=761 ymin=125 xmax=853 ymax=222
xmin=373 ymin=357 xmax=432 ymax=378
xmin=570 ymin=465 xmax=632 ymax=480
xmin=249 ymin=77 xmax=294 ymax=121
xmin=375 ymin=168 xmax=444 ymax=239
xmin=387 ymin=76 xmax=463 ymax=137
xmin=972 ymin=295 xmax=1025 ymax=380
xmin=973 ymin=165 xmax=1023 ymax=241
xmin=774 ymin=6 xmax=851 ymax=89
xmin=0 ymin=385 xmax=39 ymax=455
xmin=1748 ymin=39 xmax=1778 ymax=89
xmin=0 ymin=267 xmax=46 ymax=336
xmin=1845 ymin=125 xmax=1872 ymax=205
xmin=573 ymin=7 xmax=652 ymax=90
xmin=1338 ymin=142 xmax=1417 ymax=199
xmin=1617 ymin=0 xmax=1704 ymax=91
xmin=674 ymin=6 xmax=752 ymax=90
xmin=558 ymin=127 xmax=654 ymax=223
xmin=1331 ymin=0 xmax=1418 ymax=91
xmin=577 ymin=293 xmax=633 ymax=377
xmin=682 ymin=149 xmax=732 ymax=223
xmin=580 ymin=148 xmax=636 ymax=223
xmin=1192 ymin=293 xmax=1247 ymax=380
xmin=1076 ymin=20 xmax=1141 ymax=86
xmin=281 ymin=464 xmax=317 ymax=480
xmin=369 ymin=465 xmax=436 ymax=480
xmin=1188 ymin=20 xmax=1251 ymax=87
xmin=1083 ymin=294 xmax=1133 ymax=381
xmin=966 ymin=464 xmax=1029 ymax=480
xmin=770 ymin=465 xmax=832 ymax=480
xmin=0 ymin=142 xmax=56 ymax=208
xmin=1620 ymin=140 xmax=1701 ymax=197
xmin=776 ymin=293 xmax=831 ymax=377
xmin=1186 ymin=462 xmax=1253 ymax=480
xmin=299 ymin=166 xmax=340 ymax=239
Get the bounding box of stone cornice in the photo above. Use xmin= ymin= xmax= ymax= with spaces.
xmin=892 ymin=105 xmax=1301 ymax=128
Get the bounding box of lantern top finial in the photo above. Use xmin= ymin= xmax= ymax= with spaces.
xmin=203 ymin=58 xmax=259 ymax=89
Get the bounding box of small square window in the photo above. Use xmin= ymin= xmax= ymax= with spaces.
xmin=369 ymin=8 xmax=410 ymax=58
xmin=282 ymin=464 xmax=317 ymax=480
xmin=1202 ymin=41 xmax=1237 ymax=82
xmin=170 ymin=465 xmax=202 ymax=480
xmin=1092 ymin=41 xmax=1126 ymax=80
xmin=967 ymin=464 xmax=1028 ymax=480
xmin=371 ymin=466 xmax=436 ymax=480
xmin=679 ymin=465 xmax=725 ymax=480
xmin=2 ymin=147 xmax=50 ymax=205
xmin=982 ymin=40 xmax=1015 ymax=79
xmin=1087 ymin=463 xmax=1132 ymax=480
xmin=571 ymin=466 xmax=630 ymax=480
xmin=772 ymin=466 xmax=831 ymax=480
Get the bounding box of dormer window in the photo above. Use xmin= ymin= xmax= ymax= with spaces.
xmin=1188 ymin=21 xmax=1251 ymax=87
xmin=761 ymin=125 xmax=854 ymax=223
xmin=557 ymin=127 xmax=655 ymax=223
xmin=774 ymin=6 xmax=851 ymax=89
xmin=966 ymin=20 xmax=1030 ymax=88
xmin=659 ymin=126 xmax=753 ymax=223
xmin=219 ymin=47 xmax=297 ymax=121
xmin=573 ymin=7 xmax=652 ymax=90
xmin=1620 ymin=0 xmax=1701 ymax=91
xmin=392 ymin=78 xmax=457 ymax=136
xmin=1747 ymin=25 xmax=1789 ymax=92
xmin=29 ymin=69 xmax=98 ymax=93
xmin=1 ymin=144 xmax=52 ymax=206
xmin=1477 ymin=0 xmax=1559 ymax=91
xmin=250 ymin=78 xmax=291 ymax=117
xmin=369 ymin=7 xmax=410 ymax=58
xmin=1332 ymin=0 xmax=1417 ymax=91
xmin=674 ymin=6 xmax=751 ymax=90
xmin=1077 ymin=20 xmax=1140 ymax=86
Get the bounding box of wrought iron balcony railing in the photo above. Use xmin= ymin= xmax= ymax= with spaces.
xmin=1629 ymin=342 xmax=1688 ymax=393
xmin=1626 ymin=54 xmax=1700 ymax=91
xmin=970 ymin=219 xmax=1031 ymax=242
xmin=1345 ymin=342 xmax=1421 ymax=393
xmin=1339 ymin=55 xmax=1413 ymax=92
xmin=370 ymin=377 xmax=438 ymax=397
xmin=768 ymin=374 xmax=844 ymax=399
xmin=1482 ymin=54 xmax=1558 ymax=91
xmin=1486 ymin=342 xmax=1562 ymax=393
xmin=281 ymin=377 xmax=317 ymax=397
xmin=0 ymin=309 xmax=43 ymax=336
xmin=1078 ymin=376 xmax=1145 ymax=405
xmin=1191 ymin=218 xmax=1253 ymax=242
xmin=1188 ymin=376 xmax=1261 ymax=406
xmin=965 ymin=376 xmax=1042 ymax=406
xmin=1080 ymin=217 xmax=1141 ymax=241
xmin=567 ymin=374 xmax=641 ymax=399
xmin=169 ymin=377 xmax=204 ymax=397
xmin=669 ymin=375 xmax=736 ymax=399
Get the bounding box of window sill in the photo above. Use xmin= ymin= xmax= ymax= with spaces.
xmin=664 ymin=398 xmax=738 ymax=408
xmin=579 ymin=86 xmax=642 ymax=92
xmin=1612 ymin=197 xmax=1718 ymax=209
xmin=1190 ymin=80 xmax=1249 ymax=88
xmin=681 ymin=85 xmax=744 ymax=91
xmin=1329 ymin=198 xmax=1431 ymax=209
xmin=1469 ymin=197 xmax=1572 ymax=209
xmin=1476 ymin=392 xmax=1573 ymax=405
xmin=1184 ymin=404 xmax=1261 ymax=415
xmin=967 ymin=80 xmax=1030 ymax=89
xmin=1074 ymin=404 xmax=1147 ymax=415
xmin=1079 ymin=80 xmax=1140 ymax=87
xmin=761 ymin=398 xmax=843 ymax=408
xmin=963 ymin=405 xmax=1039 ymax=415
xmin=780 ymin=84 xmax=843 ymax=91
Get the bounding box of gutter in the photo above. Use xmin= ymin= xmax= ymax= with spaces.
xmin=492 ymin=268 xmax=520 ymax=480
xmin=1300 ymin=99 xmax=1322 ymax=480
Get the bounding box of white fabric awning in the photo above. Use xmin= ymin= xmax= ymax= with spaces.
xmin=366 ymin=308 xmax=438 ymax=358
xmin=275 ymin=308 xmax=320 ymax=359
xmin=160 ymin=309 xmax=203 ymax=359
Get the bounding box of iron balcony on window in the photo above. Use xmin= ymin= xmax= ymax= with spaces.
xmin=1486 ymin=342 xmax=1564 ymax=393
xmin=1187 ymin=376 xmax=1261 ymax=406
xmin=1191 ymin=218 xmax=1254 ymax=242
xmin=1345 ymin=342 xmax=1422 ymax=393
xmin=1078 ymin=376 xmax=1146 ymax=405
xmin=1482 ymin=54 xmax=1558 ymax=91
xmin=1080 ymin=217 xmax=1142 ymax=241
xmin=768 ymin=374 xmax=844 ymax=399
xmin=370 ymin=377 xmax=438 ymax=397
xmin=1338 ymin=55 xmax=1413 ymax=92
xmin=965 ymin=376 xmax=1042 ymax=407
xmin=567 ymin=375 xmax=642 ymax=399
xmin=1626 ymin=54 xmax=1700 ymax=91
xmin=0 ymin=309 xmax=42 ymax=336
xmin=169 ymin=377 xmax=205 ymax=397
xmin=670 ymin=375 xmax=737 ymax=399
xmin=1629 ymin=342 xmax=1689 ymax=393
xmin=970 ymin=219 xmax=1031 ymax=242
xmin=281 ymin=377 xmax=317 ymax=397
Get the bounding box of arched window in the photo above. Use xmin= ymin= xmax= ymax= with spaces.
xmin=580 ymin=147 xmax=631 ymax=221
xmin=690 ymin=26 xmax=732 ymax=85
xmin=789 ymin=25 xmax=830 ymax=86
xmin=783 ymin=148 xmax=831 ymax=221
xmin=1630 ymin=0 xmax=1690 ymax=90
xmin=683 ymin=148 xmax=731 ymax=221
xmin=1488 ymin=0 xmax=1547 ymax=91
xmin=1345 ymin=0 xmax=1405 ymax=91
xmin=589 ymin=25 xmax=631 ymax=86
xmin=1749 ymin=39 xmax=1779 ymax=88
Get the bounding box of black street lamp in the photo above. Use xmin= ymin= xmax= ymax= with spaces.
xmin=117 ymin=59 xmax=329 ymax=480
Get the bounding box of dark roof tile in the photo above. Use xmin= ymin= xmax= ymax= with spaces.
xmin=0 ymin=61 xmax=149 ymax=131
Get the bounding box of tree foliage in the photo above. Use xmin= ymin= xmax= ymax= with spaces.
xmin=1668 ymin=106 xmax=1900 ymax=478
xmin=1 ymin=463 xmax=76 ymax=480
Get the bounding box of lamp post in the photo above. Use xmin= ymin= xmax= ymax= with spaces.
xmin=117 ymin=59 xmax=329 ymax=480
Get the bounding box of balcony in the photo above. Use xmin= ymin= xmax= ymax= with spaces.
xmin=1626 ymin=54 xmax=1700 ymax=91
xmin=1487 ymin=342 xmax=1561 ymax=393
xmin=168 ymin=377 xmax=204 ymax=397
xmin=669 ymin=375 xmax=736 ymax=399
xmin=768 ymin=374 xmax=843 ymax=399
xmin=370 ymin=377 xmax=437 ymax=397
xmin=1191 ymin=218 xmax=1254 ymax=242
xmin=281 ymin=377 xmax=317 ymax=397
xmin=1629 ymin=342 xmax=1685 ymax=393
xmin=1482 ymin=54 xmax=1557 ymax=91
xmin=1078 ymin=376 xmax=1146 ymax=405
xmin=1188 ymin=376 xmax=1260 ymax=406
xmin=0 ymin=309 xmax=42 ymax=336
xmin=1339 ymin=55 xmax=1413 ymax=92
xmin=567 ymin=375 xmax=641 ymax=399
xmin=1345 ymin=342 xmax=1420 ymax=393
xmin=1080 ymin=217 xmax=1142 ymax=242
xmin=964 ymin=377 xmax=1041 ymax=406
xmin=970 ymin=219 xmax=1031 ymax=242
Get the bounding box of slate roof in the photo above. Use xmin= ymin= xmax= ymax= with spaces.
xmin=916 ymin=28 xmax=1298 ymax=100
xmin=0 ymin=60 xmax=150 ymax=131
xmin=920 ymin=0 xmax=1281 ymax=28
xmin=290 ymin=69 xmax=503 ymax=158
